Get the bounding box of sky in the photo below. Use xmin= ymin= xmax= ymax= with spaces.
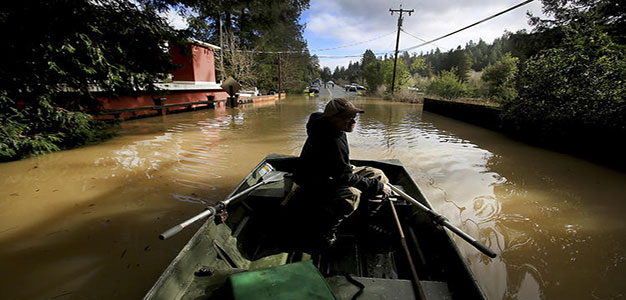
xmin=163 ymin=0 xmax=547 ymax=71
xmin=301 ymin=0 xmax=547 ymax=70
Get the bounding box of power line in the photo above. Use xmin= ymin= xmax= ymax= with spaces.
xmin=309 ymin=31 xmax=396 ymax=52
xmin=400 ymin=29 xmax=448 ymax=51
xmin=401 ymin=0 xmax=534 ymax=52
xmin=317 ymin=0 xmax=535 ymax=59
xmin=230 ymin=31 xmax=395 ymax=55
xmin=228 ymin=0 xmax=535 ymax=59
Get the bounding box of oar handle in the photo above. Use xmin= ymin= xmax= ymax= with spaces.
xmin=158 ymin=182 xmax=263 ymax=240
xmin=158 ymin=170 xmax=287 ymax=240
xmin=159 ymin=225 xmax=184 ymax=240
xmin=159 ymin=206 xmax=218 ymax=240
xmin=387 ymin=184 xmax=497 ymax=258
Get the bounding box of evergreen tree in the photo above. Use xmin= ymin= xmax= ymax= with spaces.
xmin=1 ymin=0 xmax=184 ymax=160
xmin=320 ymin=67 xmax=332 ymax=82
xmin=363 ymin=61 xmax=384 ymax=91
xmin=361 ymin=49 xmax=377 ymax=67
xmin=361 ymin=50 xmax=383 ymax=90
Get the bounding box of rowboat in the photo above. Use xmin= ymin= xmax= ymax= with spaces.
xmin=145 ymin=153 xmax=491 ymax=299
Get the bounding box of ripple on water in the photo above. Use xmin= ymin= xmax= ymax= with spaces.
xmin=168 ymin=117 xmax=231 ymax=202
xmin=110 ymin=116 xmax=232 ymax=204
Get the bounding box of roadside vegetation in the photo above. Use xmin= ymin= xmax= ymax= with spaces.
xmin=2 ymin=0 xmax=623 ymax=164
xmin=1 ymin=0 xmax=181 ymax=161
xmin=323 ymin=0 xmax=624 ymax=160
xmin=1 ymin=0 xmax=316 ymax=161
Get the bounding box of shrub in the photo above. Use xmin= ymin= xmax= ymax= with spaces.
xmin=0 ymin=93 xmax=114 ymax=161
xmin=502 ymin=25 xmax=626 ymax=142
xmin=482 ymin=53 xmax=519 ymax=102
xmin=426 ymin=69 xmax=468 ymax=99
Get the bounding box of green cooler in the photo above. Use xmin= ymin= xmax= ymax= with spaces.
xmin=229 ymin=260 xmax=336 ymax=300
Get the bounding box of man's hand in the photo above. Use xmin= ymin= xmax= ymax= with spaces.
xmin=382 ymin=184 xmax=392 ymax=197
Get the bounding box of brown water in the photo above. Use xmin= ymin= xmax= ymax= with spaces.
xmin=1 ymin=96 xmax=624 ymax=300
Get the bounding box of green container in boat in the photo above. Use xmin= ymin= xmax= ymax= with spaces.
xmin=229 ymin=260 xmax=336 ymax=300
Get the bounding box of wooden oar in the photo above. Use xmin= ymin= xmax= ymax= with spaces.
xmin=387 ymin=184 xmax=497 ymax=258
xmin=387 ymin=197 xmax=427 ymax=300
xmin=159 ymin=169 xmax=286 ymax=240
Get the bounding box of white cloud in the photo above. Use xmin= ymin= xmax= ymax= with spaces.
xmin=161 ymin=9 xmax=188 ymax=30
xmin=305 ymin=0 xmax=546 ymax=68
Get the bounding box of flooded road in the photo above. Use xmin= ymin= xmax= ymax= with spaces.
xmin=1 ymin=93 xmax=624 ymax=299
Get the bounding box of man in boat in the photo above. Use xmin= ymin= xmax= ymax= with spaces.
xmin=294 ymin=98 xmax=392 ymax=246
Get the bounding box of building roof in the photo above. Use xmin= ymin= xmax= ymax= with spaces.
xmin=189 ymin=39 xmax=221 ymax=50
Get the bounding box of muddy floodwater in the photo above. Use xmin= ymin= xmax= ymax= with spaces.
xmin=1 ymin=95 xmax=625 ymax=300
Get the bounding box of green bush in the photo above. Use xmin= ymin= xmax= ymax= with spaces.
xmin=0 ymin=0 xmax=179 ymax=161
xmin=0 ymin=93 xmax=114 ymax=161
xmin=426 ymin=69 xmax=468 ymax=99
xmin=383 ymin=59 xmax=412 ymax=92
xmin=502 ymin=25 xmax=626 ymax=141
xmin=481 ymin=53 xmax=519 ymax=102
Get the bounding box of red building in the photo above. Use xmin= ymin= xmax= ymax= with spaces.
xmin=97 ymin=40 xmax=229 ymax=119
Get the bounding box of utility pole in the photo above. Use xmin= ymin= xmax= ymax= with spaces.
xmin=219 ymin=16 xmax=225 ymax=82
xmin=278 ymin=54 xmax=282 ymax=100
xmin=390 ymin=5 xmax=413 ymax=95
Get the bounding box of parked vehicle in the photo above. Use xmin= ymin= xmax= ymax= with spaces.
xmin=237 ymin=87 xmax=260 ymax=98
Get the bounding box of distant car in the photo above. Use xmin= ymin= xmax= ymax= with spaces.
xmin=356 ymin=85 xmax=366 ymax=90
xmin=347 ymin=85 xmax=357 ymax=92
xmin=308 ymin=85 xmax=320 ymax=93
xmin=238 ymin=87 xmax=260 ymax=98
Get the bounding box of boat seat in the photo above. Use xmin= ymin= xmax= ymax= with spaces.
xmin=248 ymin=177 xmax=292 ymax=199
xmin=326 ymin=276 xmax=453 ymax=300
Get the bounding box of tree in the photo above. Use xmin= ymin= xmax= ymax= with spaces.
xmin=363 ymin=61 xmax=384 ymax=91
xmin=426 ymin=69 xmax=467 ymax=100
xmin=149 ymin=0 xmax=312 ymax=92
xmin=361 ymin=50 xmax=377 ymax=68
xmin=221 ymin=32 xmax=257 ymax=87
xmin=383 ymin=59 xmax=412 ymax=92
xmin=530 ymin=0 xmax=625 ymax=44
xmin=410 ymin=57 xmax=432 ymax=77
xmin=444 ymin=47 xmax=472 ymax=82
xmin=503 ymin=24 xmax=626 ymax=139
xmin=320 ymin=67 xmax=332 ymax=82
xmin=0 ymin=0 xmax=184 ymax=160
xmin=481 ymin=53 xmax=519 ymax=102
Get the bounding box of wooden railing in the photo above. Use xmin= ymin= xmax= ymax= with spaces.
xmin=99 ymin=96 xmax=225 ymax=119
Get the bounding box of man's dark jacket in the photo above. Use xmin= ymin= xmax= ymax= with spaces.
xmin=294 ymin=112 xmax=383 ymax=195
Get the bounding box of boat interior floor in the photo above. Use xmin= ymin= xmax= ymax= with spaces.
xmin=216 ymin=188 xmax=454 ymax=300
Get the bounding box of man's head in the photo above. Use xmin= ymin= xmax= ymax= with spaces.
xmin=324 ymin=98 xmax=364 ymax=132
